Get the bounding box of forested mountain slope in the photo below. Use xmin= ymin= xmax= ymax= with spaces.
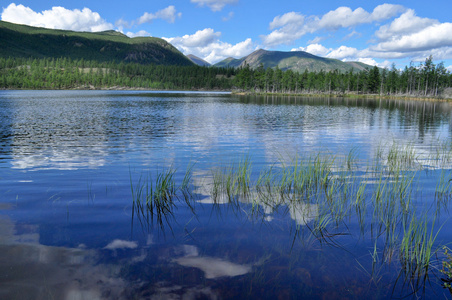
xmin=215 ymin=49 xmax=371 ymax=73
xmin=0 ymin=20 xmax=193 ymax=66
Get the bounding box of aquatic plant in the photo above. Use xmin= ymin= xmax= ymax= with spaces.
xmin=386 ymin=142 xmax=419 ymax=170
xmin=209 ymin=156 xmax=252 ymax=204
xmin=130 ymin=166 xmax=194 ymax=233
xmin=129 ymin=144 xmax=452 ymax=295
xmin=435 ymin=169 xmax=452 ymax=208
xmin=399 ymin=215 xmax=441 ymax=280
xmin=440 ymin=246 xmax=452 ymax=295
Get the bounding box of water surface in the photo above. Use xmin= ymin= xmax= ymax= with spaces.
xmin=0 ymin=90 xmax=451 ymax=299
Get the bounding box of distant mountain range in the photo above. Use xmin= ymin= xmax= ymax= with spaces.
xmin=214 ymin=49 xmax=372 ymax=72
xmin=187 ymin=54 xmax=211 ymax=67
xmin=1 ymin=20 xmax=372 ymax=73
xmin=0 ymin=20 xmax=193 ymax=66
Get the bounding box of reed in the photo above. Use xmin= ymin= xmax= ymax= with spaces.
xmin=346 ymin=147 xmax=358 ymax=171
xmin=399 ymin=215 xmax=441 ymax=279
xmin=430 ymin=141 xmax=452 ymax=168
xmin=209 ymin=155 xmax=252 ymax=203
xmin=435 ymin=169 xmax=452 ymax=207
xmin=386 ymin=142 xmax=419 ymax=170
xmin=128 ymin=144 xmax=451 ymax=289
xmin=130 ymin=166 xmax=195 ymax=232
xmin=440 ymin=246 xmax=452 ymax=295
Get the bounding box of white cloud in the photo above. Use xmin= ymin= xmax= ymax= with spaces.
xmin=261 ymin=12 xmax=306 ymax=46
xmin=375 ymin=9 xmax=437 ymax=40
xmin=357 ymin=9 xmax=452 ymax=61
xmin=370 ymin=4 xmax=406 ymax=22
xmin=317 ymin=7 xmax=370 ymax=30
xmin=317 ymin=4 xmax=405 ymax=30
xmin=316 ymin=8 xmax=452 ymax=63
xmin=291 ymin=44 xmax=330 ymax=57
xmin=269 ymin=12 xmax=304 ymax=30
xmin=261 ymin=4 xmax=452 ymax=64
xmin=204 ymin=38 xmax=255 ymax=63
xmin=138 ymin=6 xmax=181 ymax=24
xmin=426 ymin=47 xmax=452 ymax=62
xmin=326 ymin=45 xmax=360 ymax=60
xmin=379 ymin=60 xmax=394 ymax=69
xmin=261 ymin=29 xmax=304 ymax=47
xmin=1 ymin=3 xmax=113 ymax=32
xmin=126 ymin=30 xmax=151 ymax=38
xmin=354 ymin=58 xmax=379 ymax=66
xmin=261 ymin=4 xmax=405 ymax=47
xmin=164 ymin=29 xmax=255 ymax=64
xmin=324 ymin=45 xmax=397 ymax=65
xmin=165 ymin=28 xmax=221 ymax=48
xmin=373 ymin=22 xmax=452 ymax=53
xmin=190 ymin=0 xmax=238 ymax=12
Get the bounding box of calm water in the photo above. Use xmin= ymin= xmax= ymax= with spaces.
xmin=0 ymin=90 xmax=452 ymax=299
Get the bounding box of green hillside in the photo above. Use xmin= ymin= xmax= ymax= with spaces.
xmin=214 ymin=49 xmax=371 ymax=72
xmin=0 ymin=21 xmax=193 ymax=66
xmin=214 ymin=57 xmax=244 ymax=68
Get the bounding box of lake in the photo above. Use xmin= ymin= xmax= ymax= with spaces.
xmin=0 ymin=90 xmax=451 ymax=299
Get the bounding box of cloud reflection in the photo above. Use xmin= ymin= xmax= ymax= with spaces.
xmin=104 ymin=239 xmax=138 ymax=250
xmin=0 ymin=207 xmax=128 ymax=299
xmin=174 ymin=244 xmax=251 ymax=279
xmin=191 ymin=171 xmax=319 ymax=225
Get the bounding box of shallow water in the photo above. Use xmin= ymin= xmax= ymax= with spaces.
xmin=0 ymin=90 xmax=451 ymax=299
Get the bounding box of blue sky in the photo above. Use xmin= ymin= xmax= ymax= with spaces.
xmin=2 ymin=1 xmax=452 ymax=70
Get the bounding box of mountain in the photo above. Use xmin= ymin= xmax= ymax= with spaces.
xmin=187 ymin=54 xmax=211 ymax=66
xmin=0 ymin=20 xmax=193 ymax=66
xmin=214 ymin=49 xmax=372 ymax=72
xmin=214 ymin=57 xmax=243 ymax=68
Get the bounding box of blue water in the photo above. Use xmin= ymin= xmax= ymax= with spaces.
xmin=0 ymin=90 xmax=451 ymax=299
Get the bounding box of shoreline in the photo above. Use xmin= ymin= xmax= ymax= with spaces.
xmin=232 ymin=91 xmax=452 ymax=102
xmin=1 ymin=87 xmax=451 ymax=102
xmin=0 ymin=86 xmax=231 ymax=92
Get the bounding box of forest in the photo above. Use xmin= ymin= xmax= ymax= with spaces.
xmin=0 ymin=57 xmax=235 ymax=90
xmin=234 ymin=56 xmax=452 ymax=97
xmin=1 ymin=56 xmax=451 ymax=98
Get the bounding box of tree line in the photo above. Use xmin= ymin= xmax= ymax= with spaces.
xmin=1 ymin=56 xmax=451 ymax=98
xmin=235 ymin=56 xmax=452 ymax=97
xmin=0 ymin=57 xmax=235 ymax=90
